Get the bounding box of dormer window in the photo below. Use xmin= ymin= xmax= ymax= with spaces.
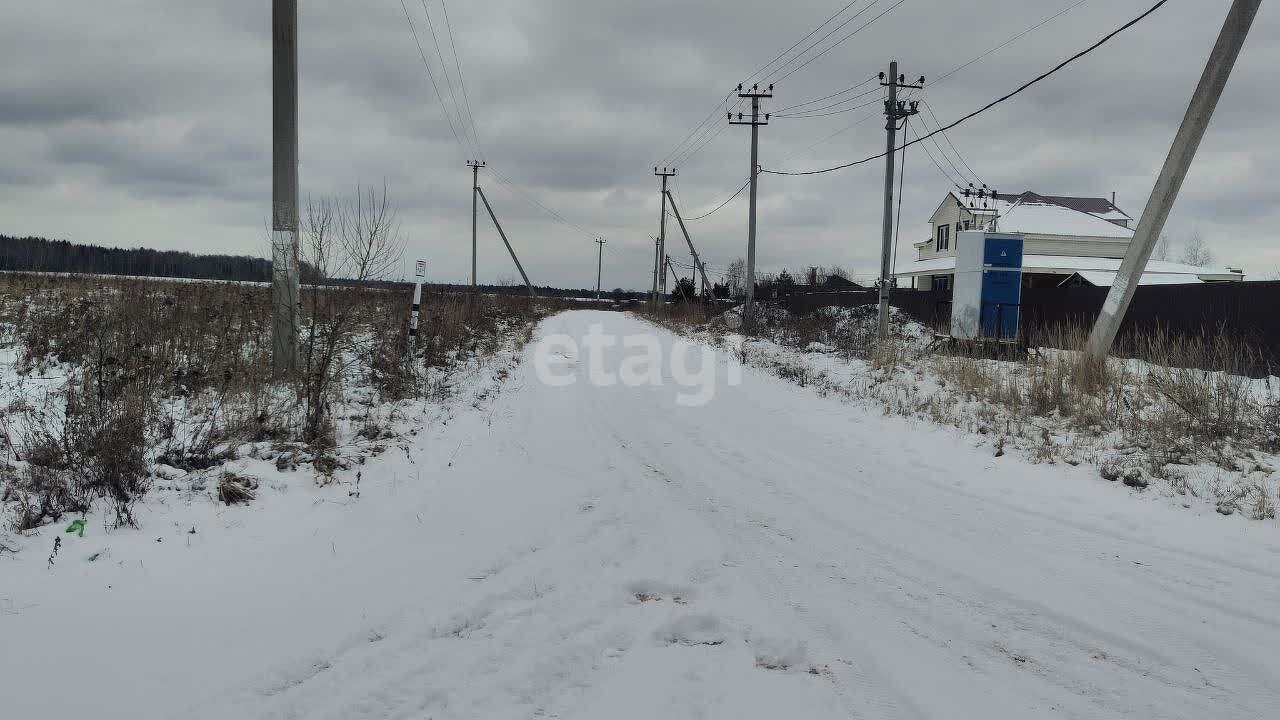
xmin=936 ymin=224 xmax=950 ymax=251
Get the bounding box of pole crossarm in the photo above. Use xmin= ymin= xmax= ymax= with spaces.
xmin=730 ymin=82 xmax=774 ymax=126
xmin=475 ymin=185 xmax=537 ymax=299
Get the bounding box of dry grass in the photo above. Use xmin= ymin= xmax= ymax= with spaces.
xmin=216 ymin=472 xmax=258 ymax=505
xmin=671 ymin=303 xmax=1278 ymax=518
xmin=0 ymin=273 xmax=541 ymax=531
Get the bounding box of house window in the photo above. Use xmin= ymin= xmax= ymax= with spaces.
xmin=962 ymin=220 xmax=971 ymax=231
xmin=935 ymin=224 xmax=950 ymax=251
xmin=932 ymin=275 xmax=952 ymax=292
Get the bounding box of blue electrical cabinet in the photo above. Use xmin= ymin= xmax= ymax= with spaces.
xmin=983 ymin=236 xmax=1023 ymax=268
xmin=951 ymin=232 xmax=1024 ymax=341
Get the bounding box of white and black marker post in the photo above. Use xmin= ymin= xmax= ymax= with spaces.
xmin=408 ymin=259 xmax=426 ymax=351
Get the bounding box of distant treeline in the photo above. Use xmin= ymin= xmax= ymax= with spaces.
xmin=0 ymin=235 xmax=274 ymax=282
xmin=0 ymin=234 xmax=658 ymax=298
xmin=425 ymin=283 xmax=649 ymax=301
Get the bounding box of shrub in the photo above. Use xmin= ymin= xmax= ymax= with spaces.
xmin=216 ymin=472 xmax=258 ymax=505
xmin=0 ymin=269 xmax=543 ymax=529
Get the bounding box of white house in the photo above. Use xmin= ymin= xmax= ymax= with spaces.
xmin=895 ymin=190 xmax=1245 ymax=290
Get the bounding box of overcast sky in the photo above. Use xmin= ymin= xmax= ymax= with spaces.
xmin=2 ymin=1 xmax=1277 ymax=289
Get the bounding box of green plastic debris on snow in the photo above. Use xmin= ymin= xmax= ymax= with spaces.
xmin=65 ymin=519 xmax=85 ymax=537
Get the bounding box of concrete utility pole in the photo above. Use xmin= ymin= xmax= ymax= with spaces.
xmin=664 ymin=191 xmax=714 ymax=298
xmin=730 ymin=83 xmax=772 ymax=328
xmin=652 ymin=236 xmax=661 ymax=302
xmin=877 ymin=62 xmax=923 ymax=342
xmin=594 ymin=237 xmax=606 ymax=300
xmin=475 ymin=186 xmax=537 ymax=299
xmin=271 ymin=0 xmax=300 ymax=377
xmin=467 ymin=160 xmax=485 ymax=290
xmin=653 ymin=167 xmax=677 ymax=309
xmin=1087 ymin=0 xmax=1261 ymax=359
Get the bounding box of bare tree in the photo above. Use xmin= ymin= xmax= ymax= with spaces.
xmin=299 ymin=184 xmax=405 ymax=445
xmin=1180 ymin=230 xmax=1214 ymax=268
xmin=725 ymin=258 xmax=746 ymax=299
xmin=1153 ymin=233 xmax=1172 ymax=261
xmin=337 ymin=183 xmax=404 ymax=282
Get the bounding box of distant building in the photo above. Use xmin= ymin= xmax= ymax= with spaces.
xmin=895 ymin=190 xmax=1244 ymax=290
xmin=822 ymin=274 xmax=864 ymax=289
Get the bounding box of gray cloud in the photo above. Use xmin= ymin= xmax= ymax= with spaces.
xmin=2 ymin=0 xmax=1276 ymax=288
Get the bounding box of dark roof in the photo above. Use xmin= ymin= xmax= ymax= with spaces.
xmin=823 ymin=275 xmax=863 ymax=288
xmin=1036 ymin=193 xmax=1129 ymax=218
xmin=989 ymin=191 xmax=1130 ymax=219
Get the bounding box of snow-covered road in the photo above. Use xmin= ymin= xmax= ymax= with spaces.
xmin=4 ymin=310 xmax=1279 ymax=719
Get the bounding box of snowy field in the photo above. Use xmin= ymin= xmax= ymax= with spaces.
xmin=3 ymin=310 xmax=1279 ymax=719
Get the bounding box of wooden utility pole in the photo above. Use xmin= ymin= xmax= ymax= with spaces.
xmin=878 ymin=62 xmax=922 ymax=342
xmin=594 ymin=237 xmax=606 ymax=300
xmin=1088 ymin=0 xmax=1261 ymax=359
xmin=730 ymin=83 xmax=772 ymax=328
xmin=271 ymin=0 xmax=300 ymax=377
xmin=467 ymin=160 xmax=485 ymax=290
xmin=653 ymin=168 xmax=677 ymax=309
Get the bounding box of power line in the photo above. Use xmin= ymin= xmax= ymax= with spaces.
xmin=674 ymin=97 xmax=745 ymax=166
xmin=772 ymin=0 xmax=910 ymax=85
xmin=683 ymin=178 xmax=752 ymax=222
xmin=399 ymin=0 xmax=467 ymax=157
xmin=485 ymin=165 xmax=598 ymax=240
xmin=679 ymin=96 xmax=749 ymax=163
xmin=912 ymin=111 xmax=970 ymax=187
xmin=772 ymin=77 xmax=878 ymax=114
xmin=763 ymin=0 xmax=885 ymax=84
xmin=775 ymin=106 xmax=882 ymax=165
xmin=677 ymin=120 xmax=732 ymax=165
xmin=660 ymin=1 xmax=890 ymax=168
xmin=910 ymin=122 xmax=963 ymax=189
xmin=440 ymin=0 xmax=484 ymax=159
xmin=929 ymin=0 xmax=1091 ymax=89
xmin=420 ymin=0 xmax=474 ymax=157
xmin=744 ymin=0 xmax=870 ymax=85
xmin=663 ymin=1 xmax=870 ymax=168
xmin=662 ymin=92 xmax=735 ymax=166
xmin=892 ymin=118 xmax=909 ymax=279
xmin=920 ymin=99 xmax=982 ymax=186
xmin=762 ymin=0 xmax=1169 ymax=177
xmin=774 ymin=95 xmax=883 ymax=119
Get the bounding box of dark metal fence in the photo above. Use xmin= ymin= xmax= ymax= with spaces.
xmin=784 ymin=282 xmax=1280 ymax=373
